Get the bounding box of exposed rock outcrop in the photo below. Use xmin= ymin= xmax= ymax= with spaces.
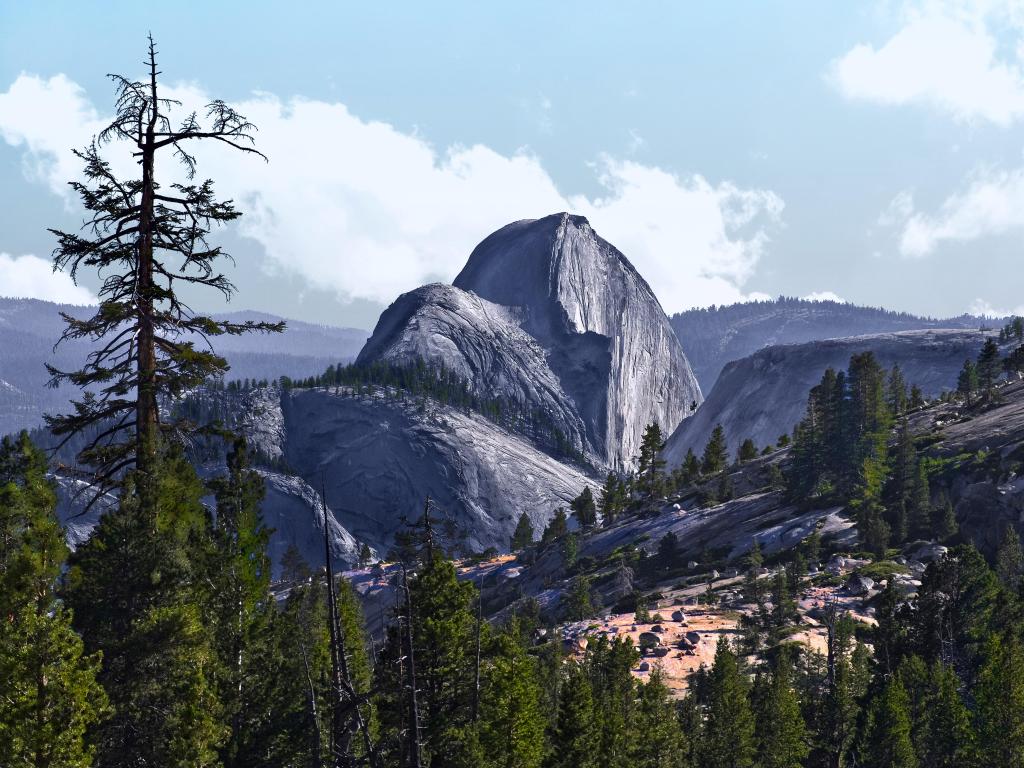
xmin=664 ymin=329 xmax=991 ymax=466
xmin=277 ymin=387 xmax=596 ymax=555
xmin=362 ymin=212 xmax=701 ymax=469
xmin=356 ymin=283 xmax=591 ymax=459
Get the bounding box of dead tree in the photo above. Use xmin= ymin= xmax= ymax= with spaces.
xmin=46 ymin=35 xmax=281 ymax=513
xmin=399 ymin=563 xmax=424 ymax=768
xmin=320 ymin=482 xmax=379 ymax=768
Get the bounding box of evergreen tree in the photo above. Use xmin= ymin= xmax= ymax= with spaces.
xmin=656 ymin=530 xmax=680 ymax=574
xmin=511 ymin=512 xmax=535 ymax=551
xmin=997 ymin=525 xmax=1024 ymax=590
xmin=907 ymin=459 xmax=932 ymax=541
xmin=914 ymin=660 xmax=973 ymax=768
xmin=975 ymin=632 xmax=1024 ymax=766
xmin=598 ymin=472 xmax=625 ymax=527
xmin=699 ymin=638 xmax=755 ymax=768
xmin=629 ymin=669 xmax=690 ymax=767
xmin=862 ymin=677 xmax=918 ymax=768
xmin=755 ymin=658 xmax=809 ymax=768
xmin=887 ymin=364 xmax=909 ymax=417
xmin=888 ymin=419 xmax=915 ymax=543
xmin=408 ymin=557 xmax=478 ymax=765
xmin=541 ymin=508 xmax=569 ymax=545
xmin=821 ymin=613 xmax=870 ymax=767
xmin=548 ymin=663 xmax=599 ymax=768
xmin=0 ymin=433 xmax=107 ymax=768
xmin=701 ymin=425 xmax=730 ymax=475
xmin=932 ymin=493 xmax=958 ymax=541
xmin=44 ymin=37 xmax=281 ymax=509
xmin=683 ymin=447 xmax=701 ymax=482
xmin=744 ymin=541 xmax=765 ymax=607
xmin=977 ymin=338 xmax=1002 ymax=401
xmin=636 ymin=423 xmax=667 ymax=499
xmin=562 ymin=577 xmax=595 ymax=622
xmin=909 ymin=384 xmax=925 ymax=411
xmin=957 ymin=359 xmax=979 ymax=406
xmin=738 ymin=438 xmax=758 ymax=464
xmin=204 ymin=438 xmax=278 ymax=768
xmin=62 ymin=453 xmax=227 ymax=768
xmin=475 ymin=631 xmax=546 ymax=768
xmin=584 ymin=636 xmax=639 ymax=765
xmin=570 ymin=487 xmax=598 ymax=529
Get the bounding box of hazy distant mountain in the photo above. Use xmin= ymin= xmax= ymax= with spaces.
xmin=0 ymin=297 xmax=369 ymax=436
xmin=670 ymin=297 xmax=986 ymax=391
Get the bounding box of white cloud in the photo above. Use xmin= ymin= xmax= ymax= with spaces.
xmin=802 ymin=291 xmax=847 ymax=303
xmin=0 ymin=74 xmax=784 ymax=314
xmin=882 ymin=166 xmax=1024 ymax=256
xmin=0 ymin=252 xmax=97 ymax=304
xmin=969 ymin=297 xmax=1024 ymax=317
xmin=830 ymin=1 xmax=1024 ymax=125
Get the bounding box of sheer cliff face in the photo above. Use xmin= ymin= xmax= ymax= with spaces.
xmin=663 ymin=329 xmax=992 ymax=467
xmin=364 ymin=212 xmax=702 ymax=469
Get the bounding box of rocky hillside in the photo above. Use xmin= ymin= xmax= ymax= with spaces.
xmin=0 ymin=297 xmax=369 ymax=437
xmin=671 ymin=297 xmax=984 ymax=391
xmin=356 ymin=283 xmax=591 ymax=459
xmin=664 ymin=329 xmax=991 ymax=466
xmin=52 ymin=381 xmax=596 ymax=574
xmin=364 ymin=213 xmax=702 ymax=470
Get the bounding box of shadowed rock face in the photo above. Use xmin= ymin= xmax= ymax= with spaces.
xmin=364 ymin=212 xmax=701 ymax=470
xmin=356 ymin=283 xmax=591 ymax=459
xmin=664 ymin=329 xmax=991 ymax=466
xmin=278 ymin=387 xmax=595 ymax=555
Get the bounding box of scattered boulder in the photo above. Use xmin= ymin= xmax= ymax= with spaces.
xmin=907 ymin=543 xmax=948 ymax=563
xmin=652 ymin=647 xmax=670 ymax=658
xmin=637 ymin=661 xmax=650 ymax=672
xmin=671 ymin=610 xmax=687 ymax=622
xmin=685 ymin=630 xmax=701 ymax=645
xmin=844 ymin=573 xmax=875 ymax=597
xmin=638 ymin=632 xmax=662 ymax=649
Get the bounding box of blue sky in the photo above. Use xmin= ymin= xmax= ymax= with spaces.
xmin=1 ymin=1 xmax=1023 ymax=328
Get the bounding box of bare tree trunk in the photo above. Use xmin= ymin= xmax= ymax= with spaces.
xmin=472 ymin=575 xmax=483 ymax=723
xmin=135 ymin=37 xmax=160 ymax=513
xmin=401 ymin=565 xmax=423 ymax=768
xmin=299 ymin=637 xmax=324 ymax=768
xmin=321 ymin=482 xmax=379 ymax=768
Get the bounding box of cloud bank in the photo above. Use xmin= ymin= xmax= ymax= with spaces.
xmin=0 ymin=74 xmax=784 ymax=314
xmin=0 ymin=252 xmax=97 ymax=304
xmin=830 ymin=1 xmax=1024 ymax=126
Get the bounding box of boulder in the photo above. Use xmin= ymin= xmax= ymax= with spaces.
xmin=844 ymin=573 xmax=875 ymax=597
xmin=638 ymin=632 xmax=662 ymax=649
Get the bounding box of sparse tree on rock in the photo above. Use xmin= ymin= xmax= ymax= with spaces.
xmin=45 ymin=36 xmax=282 ymax=512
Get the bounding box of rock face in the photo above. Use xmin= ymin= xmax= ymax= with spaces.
xmin=356 ymin=283 xmax=590 ymax=458
xmin=277 ymin=387 xmax=595 ymax=555
xmin=664 ymin=329 xmax=991 ymax=466
xmin=363 ymin=213 xmax=701 ymax=469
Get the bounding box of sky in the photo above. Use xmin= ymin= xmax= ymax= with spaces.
xmin=1 ymin=0 xmax=1024 ymax=329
